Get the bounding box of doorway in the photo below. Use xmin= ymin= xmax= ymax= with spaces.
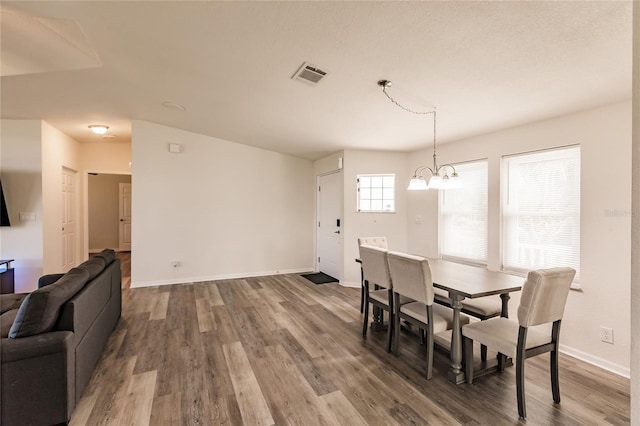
xmin=317 ymin=171 xmax=343 ymax=281
xmin=87 ymin=173 xmax=132 ymax=254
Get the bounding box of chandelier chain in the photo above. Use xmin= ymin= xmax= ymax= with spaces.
xmin=381 ymin=86 xmax=435 ymax=116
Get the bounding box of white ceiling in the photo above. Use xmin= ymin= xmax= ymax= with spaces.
xmin=0 ymin=1 xmax=632 ymax=160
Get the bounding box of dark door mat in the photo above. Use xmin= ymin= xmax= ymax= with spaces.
xmin=301 ymin=272 xmax=338 ymax=284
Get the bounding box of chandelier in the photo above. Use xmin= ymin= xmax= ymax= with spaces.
xmin=378 ymin=80 xmax=463 ymax=190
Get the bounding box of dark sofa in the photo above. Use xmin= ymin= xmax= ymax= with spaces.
xmin=0 ymin=249 xmax=122 ymax=426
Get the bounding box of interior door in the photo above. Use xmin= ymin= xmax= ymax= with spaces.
xmin=317 ymin=172 xmax=342 ymax=280
xmin=61 ymin=168 xmax=77 ymax=272
xmin=118 ymin=183 xmax=132 ymax=251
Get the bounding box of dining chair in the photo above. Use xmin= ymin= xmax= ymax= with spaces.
xmin=434 ymin=288 xmax=502 ymax=361
xmin=357 ymin=237 xmax=388 ymax=313
xmin=387 ymin=251 xmax=469 ymax=379
xmin=359 ymin=244 xmax=395 ymax=351
xmin=461 ymin=267 xmax=576 ymax=419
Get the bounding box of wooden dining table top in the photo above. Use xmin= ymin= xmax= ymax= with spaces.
xmin=426 ymin=258 xmax=524 ymax=299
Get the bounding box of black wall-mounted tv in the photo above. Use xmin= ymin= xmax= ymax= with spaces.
xmin=1 ymin=179 xmax=10 ymax=227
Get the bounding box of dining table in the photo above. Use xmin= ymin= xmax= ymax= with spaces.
xmin=425 ymin=258 xmax=524 ymax=384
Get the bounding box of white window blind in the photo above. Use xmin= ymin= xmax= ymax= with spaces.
xmin=502 ymin=146 xmax=580 ymax=280
xmin=357 ymin=174 xmax=395 ymax=212
xmin=440 ymin=160 xmax=488 ymax=263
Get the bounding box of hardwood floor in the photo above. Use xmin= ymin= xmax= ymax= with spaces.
xmin=116 ymin=251 xmax=131 ymax=289
xmin=71 ymin=274 xmax=630 ymax=425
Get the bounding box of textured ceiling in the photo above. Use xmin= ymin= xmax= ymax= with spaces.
xmin=0 ymin=1 xmax=632 ymax=160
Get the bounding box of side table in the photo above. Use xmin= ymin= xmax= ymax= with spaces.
xmin=0 ymin=259 xmax=15 ymax=294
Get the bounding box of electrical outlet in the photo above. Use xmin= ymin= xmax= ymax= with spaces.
xmin=600 ymin=326 xmax=614 ymax=344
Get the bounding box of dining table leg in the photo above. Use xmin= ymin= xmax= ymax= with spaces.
xmin=448 ymin=293 xmax=466 ymax=384
xmin=500 ymin=293 xmax=510 ymax=317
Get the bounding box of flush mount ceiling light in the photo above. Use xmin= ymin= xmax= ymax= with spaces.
xmin=88 ymin=124 xmax=109 ymax=135
xmin=377 ymin=80 xmax=463 ymax=191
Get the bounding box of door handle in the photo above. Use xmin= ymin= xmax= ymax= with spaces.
xmin=334 ymin=230 xmax=340 ymax=234
xmin=120 ymin=219 xmax=124 ymax=222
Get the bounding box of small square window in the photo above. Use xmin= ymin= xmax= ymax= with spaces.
xmin=357 ymin=174 xmax=395 ymax=213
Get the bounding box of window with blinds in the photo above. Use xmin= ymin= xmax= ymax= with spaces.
xmin=357 ymin=174 xmax=395 ymax=212
xmin=440 ymin=160 xmax=488 ymax=264
xmin=502 ymin=146 xmax=580 ymax=281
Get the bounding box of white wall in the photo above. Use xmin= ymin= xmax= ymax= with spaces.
xmin=340 ymin=149 xmax=411 ymax=286
xmin=131 ymin=121 xmax=315 ymax=286
xmin=408 ymin=101 xmax=632 ymax=374
xmin=41 ymin=122 xmax=83 ymax=274
xmin=80 ymin=142 xmax=132 ymax=173
xmin=0 ymin=120 xmax=43 ymax=292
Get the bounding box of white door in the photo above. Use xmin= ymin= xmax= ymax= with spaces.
xmin=61 ymin=168 xmax=77 ymax=272
xmin=118 ymin=183 xmax=132 ymax=251
xmin=317 ymin=172 xmax=342 ymax=280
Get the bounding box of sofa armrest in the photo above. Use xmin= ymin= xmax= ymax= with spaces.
xmin=1 ymin=330 xmax=74 ymax=362
xmin=38 ymin=273 xmax=66 ymax=288
xmin=1 ymin=331 xmax=76 ymax=425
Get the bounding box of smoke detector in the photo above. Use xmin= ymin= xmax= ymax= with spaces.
xmin=292 ymin=62 xmax=328 ymax=85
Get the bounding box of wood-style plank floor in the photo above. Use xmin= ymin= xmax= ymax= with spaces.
xmin=71 ymin=274 xmax=630 ymax=425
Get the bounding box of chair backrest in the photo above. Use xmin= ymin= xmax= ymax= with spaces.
xmin=359 ymin=245 xmax=392 ymax=288
xmin=357 ymin=237 xmax=388 ymax=249
xmin=387 ymin=251 xmax=434 ymax=305
xmin=517 ymin=267 xmax=576 ymax=327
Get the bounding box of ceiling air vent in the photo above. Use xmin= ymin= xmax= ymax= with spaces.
xmin=292 ymin=62 xmax=328 ymax=85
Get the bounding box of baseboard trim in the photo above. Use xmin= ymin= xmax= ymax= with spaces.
xmin=339 ymin=281 xmax=360 ymax=289
xmin=131 ymin=268 xmax=315 ymax=288
xmin=89 ymin=248 xmax=124 ymax=253
xmin=560 ymin=344 xmax=630 ymax=378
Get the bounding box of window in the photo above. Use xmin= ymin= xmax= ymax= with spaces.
xmin=502 ymin=146 xmax=580 ymax=280
xmin=440 ymin=160 xmax=488 ymax=264
xmin=357 ymin=174 xmax=395 ymax=212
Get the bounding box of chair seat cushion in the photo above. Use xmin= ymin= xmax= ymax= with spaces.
xmin=462 ymin=296 xmax=502 ymax=318
xmin=370 ymin=290 xmax=412 ymax=307
xmin=400 ymin=302 xmax=470 ymax=333
xmin=462 ymin=317 xmax=553 ymax=357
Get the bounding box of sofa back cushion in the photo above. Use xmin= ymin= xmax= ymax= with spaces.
xmin=94 ymin=249 xmax=116 ymax=266
xmin=79 ymin=257 xmax=106 ymax=280
xmin=9 ymin=267 xmax=90 ymax=338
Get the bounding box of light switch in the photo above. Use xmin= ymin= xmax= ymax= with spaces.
xmin=168 ymin=143 xmax=182 ymax=153
xmin=19 ymin=212 xmax=36 ymax=222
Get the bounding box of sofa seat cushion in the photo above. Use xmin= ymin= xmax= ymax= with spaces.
xmin=9 ymin=267 xmax=90 ymax=338
xmin=1 ymin=308 xmax=19 ymax=338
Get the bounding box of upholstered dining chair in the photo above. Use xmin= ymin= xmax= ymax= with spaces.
xmin=461 ymin=267 xmax=576 ymax=419
xmin=434 ymin=288 xmax=502 ymax=361
xmin=359 ymin=244 xmax=406 ymax=352
xmin=387 ymin=251 xmax=469 ymax=379
xmin=357 ymin=237 xmax=388 ymax=313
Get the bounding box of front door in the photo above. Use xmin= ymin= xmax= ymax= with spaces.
xmin=317 ymin=172 xmax=342 ymax=280
xmin=118 ymin=183 xmax=132 ymax=251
